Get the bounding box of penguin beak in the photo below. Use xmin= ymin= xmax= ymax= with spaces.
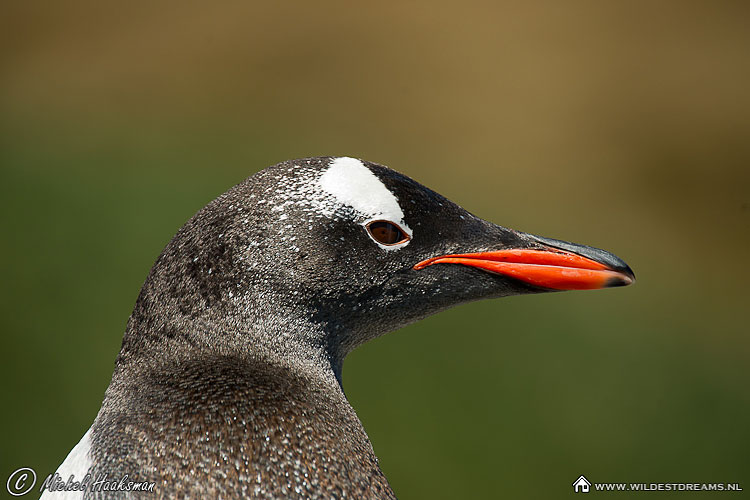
xmin=413 ymin=234 xmax=635 ymax=291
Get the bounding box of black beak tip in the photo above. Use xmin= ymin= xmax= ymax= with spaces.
xmin=602 ymin=257 xmax=635 ymax=287
xmin=605 ymin=271 xmax=635 ymax=288
xmin=531 ymin=235 xmax=635 ymax=286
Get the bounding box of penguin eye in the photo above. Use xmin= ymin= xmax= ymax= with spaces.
xmin=366 ymin=220 xmax=410 ymax=246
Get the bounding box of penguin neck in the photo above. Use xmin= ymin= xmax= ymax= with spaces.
xmin=238 ymin=309 xmax=348 ymax=389
xmin=116 ymin=302 xmax=347 ymax=392
xmin=96 ymin=313 xmax=393 ymax=497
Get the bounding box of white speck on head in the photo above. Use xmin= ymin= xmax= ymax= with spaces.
xmin=319 ymin=157 xmax=412 ymax=250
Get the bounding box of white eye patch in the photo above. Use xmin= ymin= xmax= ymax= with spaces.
xmin=319 ymin=157 xmax=412 ymax=250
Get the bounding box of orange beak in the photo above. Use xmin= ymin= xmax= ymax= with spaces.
xmin=413 ymin=247 xmax=634 ymax=290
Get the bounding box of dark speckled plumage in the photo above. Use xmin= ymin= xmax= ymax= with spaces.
xmin=92 ymin=354 xmax=394 ymax=499
xmin=54 ymin=157 xmax=631 ymax=499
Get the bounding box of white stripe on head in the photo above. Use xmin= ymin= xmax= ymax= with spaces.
xmin=319 ymin=157 xmax=412 ymax=250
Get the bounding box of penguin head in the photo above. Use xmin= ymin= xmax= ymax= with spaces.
xmin=125 ymin=157 xmax=633 ymax=367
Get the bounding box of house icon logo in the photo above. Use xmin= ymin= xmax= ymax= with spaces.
xmin=573 ymin=475 xmax=591 ymax=493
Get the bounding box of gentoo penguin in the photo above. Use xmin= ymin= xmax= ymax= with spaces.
xmin=41 ymin=156 xmax=633 ymax=499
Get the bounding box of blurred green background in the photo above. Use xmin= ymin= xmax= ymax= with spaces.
xmin=2 ymin=1 xmax=748 ymax=498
